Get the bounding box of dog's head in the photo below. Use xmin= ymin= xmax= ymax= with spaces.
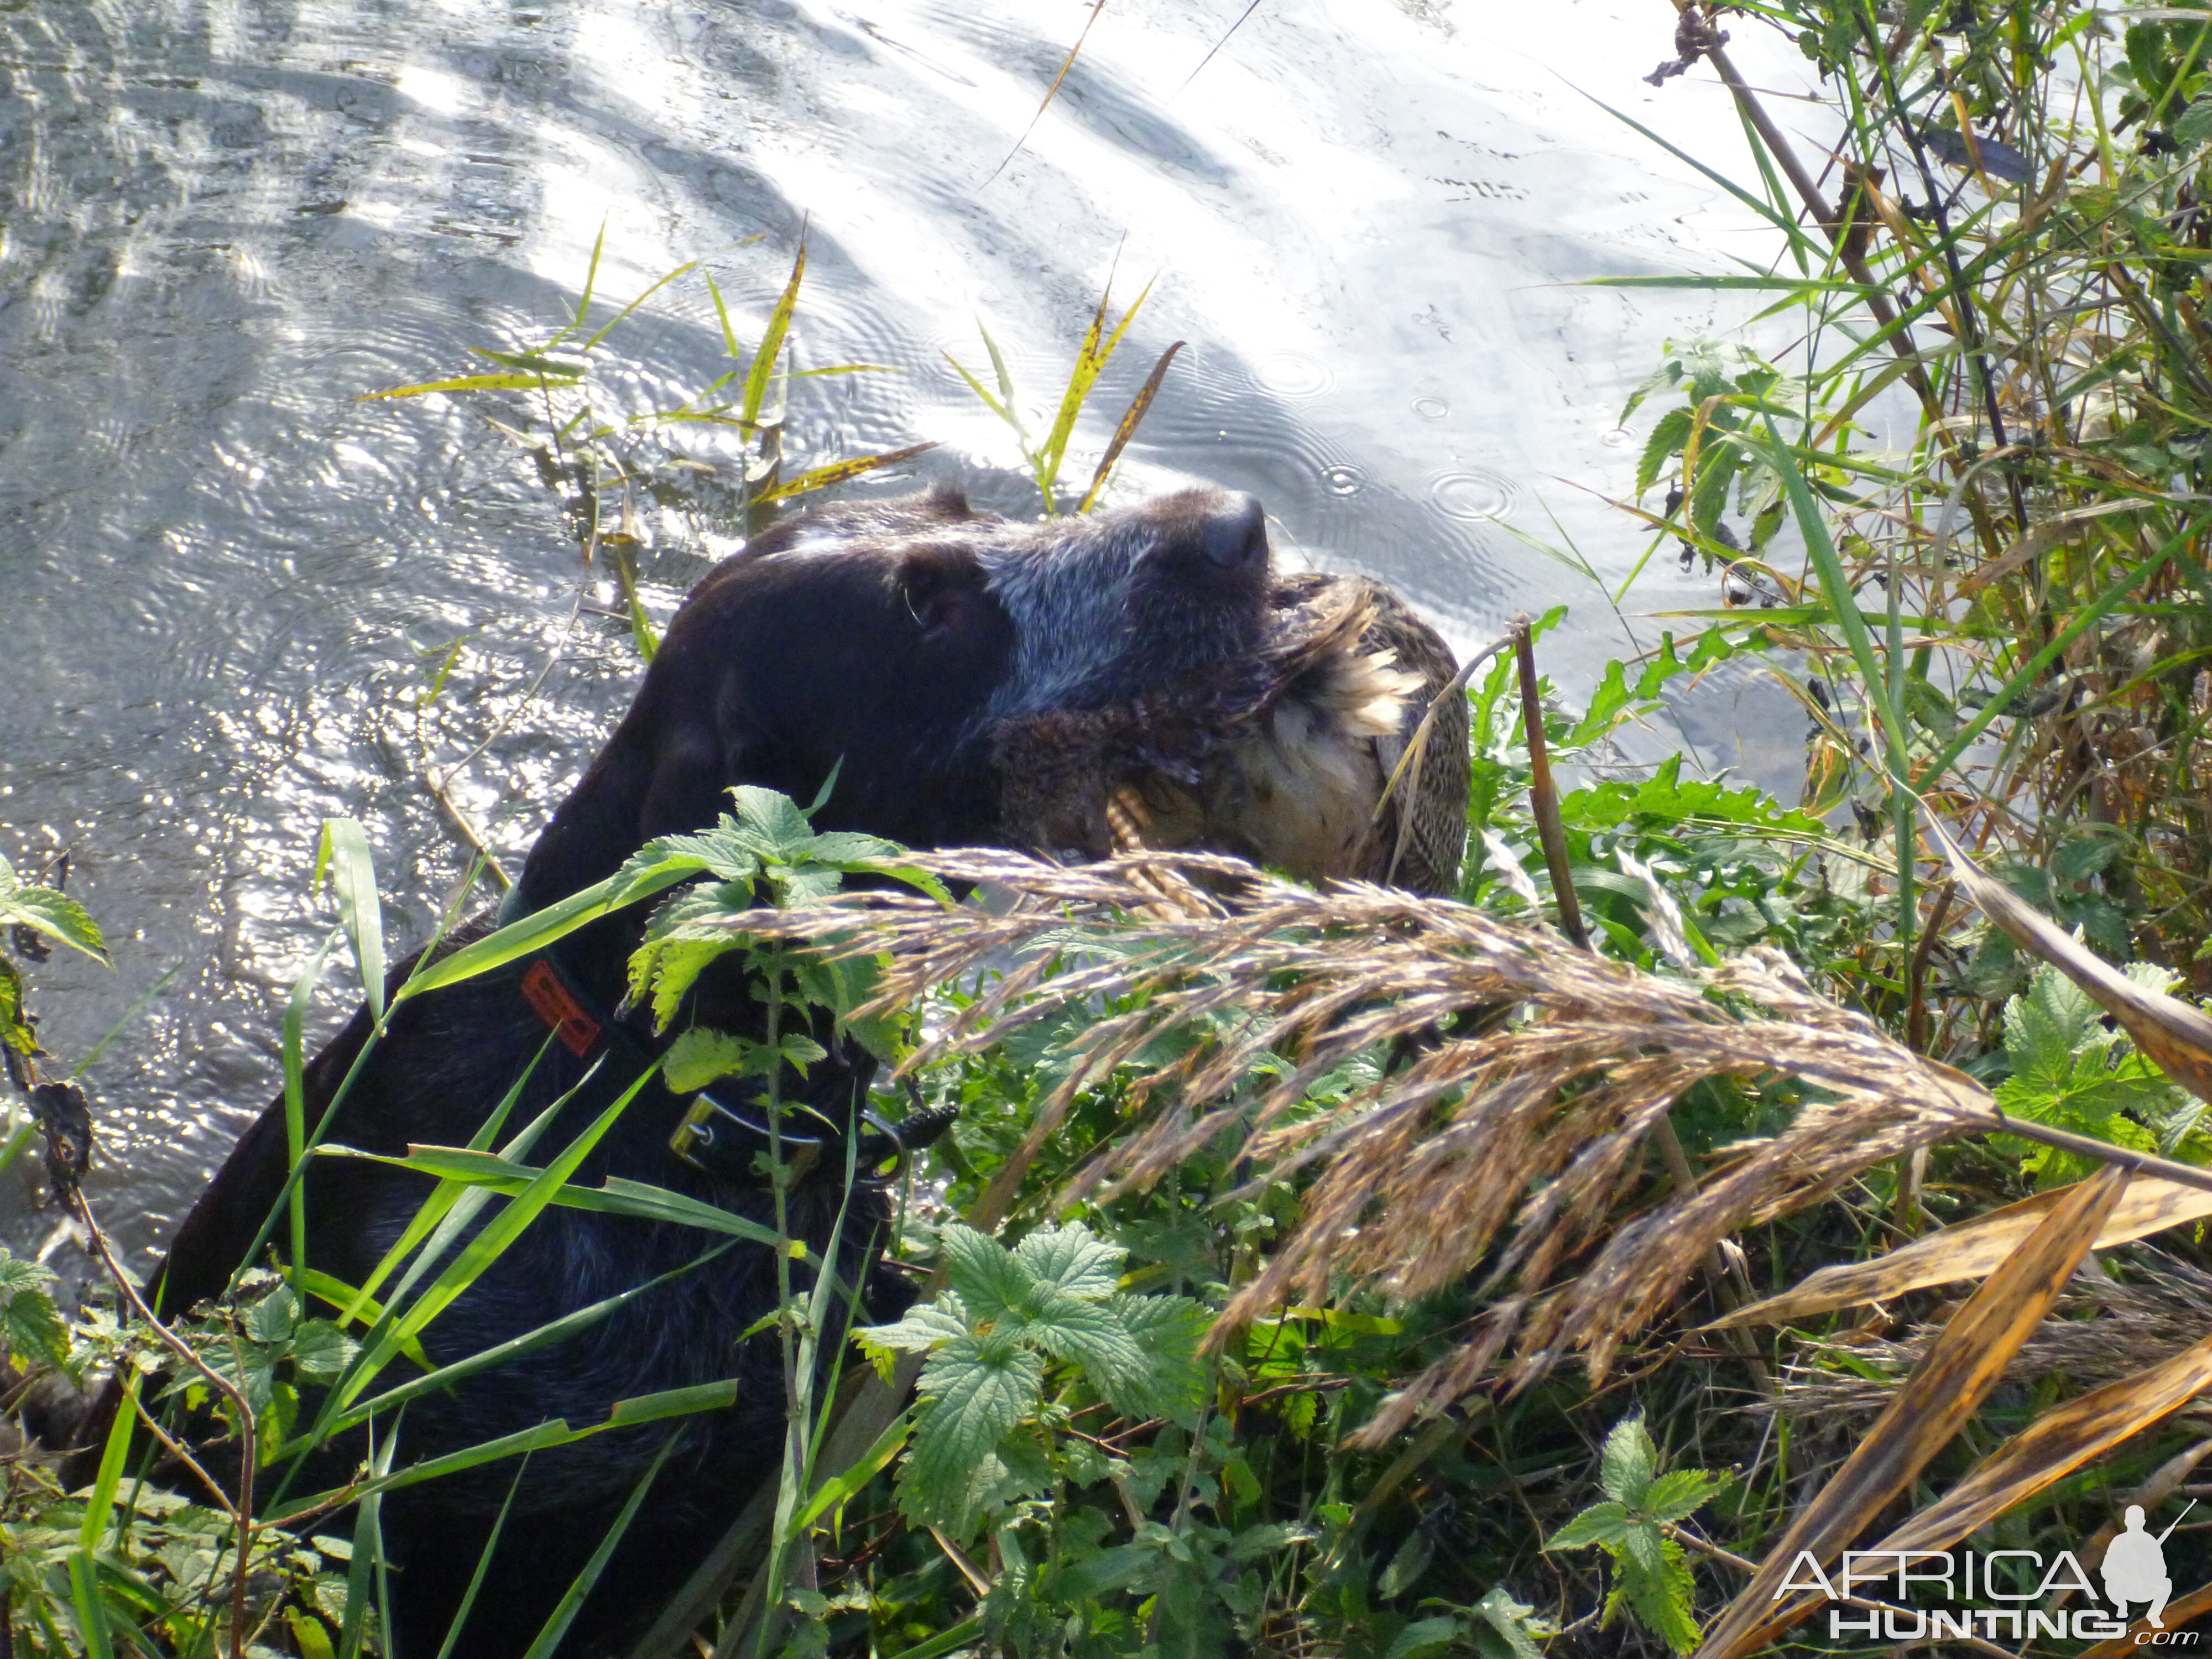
xmin=520 ymin=483 xmax=1275 ymax=904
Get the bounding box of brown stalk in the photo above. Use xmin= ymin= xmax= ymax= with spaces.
xmin=1662 ymin=0 xmax=2008 ymax=542
xmin=1716 ymin=1170 xmax=2212 ymax=1328
xmin=1903 ymin=878 xmax=1955 ymax=1053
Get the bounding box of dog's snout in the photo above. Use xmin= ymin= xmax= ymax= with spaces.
xmin=1201 ymin=493 xmax=1269 ymax=571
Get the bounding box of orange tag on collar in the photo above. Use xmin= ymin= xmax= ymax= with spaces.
xmin=521 ymin=959 xmax=602 ymax=1057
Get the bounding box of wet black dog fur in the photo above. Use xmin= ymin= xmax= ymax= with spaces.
xmin=153 ymin=484 xmax=1275 ymax=1659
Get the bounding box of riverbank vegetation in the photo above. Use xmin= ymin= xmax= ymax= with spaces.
xmin=11 ymin=0 xmax=2212 ymax=1653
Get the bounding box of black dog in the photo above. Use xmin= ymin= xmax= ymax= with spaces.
xmin=152 ymin=484 xmax=1276 ymax=1658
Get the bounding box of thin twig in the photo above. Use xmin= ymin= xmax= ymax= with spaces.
xmin=73 ymin=1195 xmax=258 ymax=1659
xmin=1373 ymin=630 xmax=1512 ymax=887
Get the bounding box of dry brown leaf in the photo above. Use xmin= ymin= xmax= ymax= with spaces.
xmin=1695 ymin=1165 xmax=2130 ymax=1659
xmin=1875 ymin=1321 xmax=2212 ymax=1555
xmin=1928 ymin=815 xmax=2212 ymax=1102
xmin=1731 ymin=1332 xmax=2212 ymax=1654
xmin=1715 ymin=1173 xmax=2212 ymax=1327
xmin=1954 ymin=497 xmax=2145 ymax=598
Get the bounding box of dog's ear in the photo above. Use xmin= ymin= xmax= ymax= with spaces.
xmin=897 ymin=542 xmax=995 ymax=644
xmin=519 ymin=658 xmax=747 ymax=906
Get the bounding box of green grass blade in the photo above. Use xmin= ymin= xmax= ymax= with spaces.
xmin=1576 ymin=87 xmax=1827 ymax=253
xmin=942 ymin=348 xmax=1016 ymax=425
xmin=756 ymin=441 xmax=942 ymax=504
xmin=549 ymin=218 xmax=610 ymax=351
xmin=316 ymin=820 xmax=387 ymax=1023
xmin=469 ymin=348 xmax=589 ymax=376
xmin=284 ymin=930 xmax=345 ymax=1294
xmin=580 ymin=260 xmax=699 ymax=354
xmin=311 ymin=1247 xmax=737 ymax=1442
xmin=317 ymin=1145 xmax=789 ymax=1249
xmin=520 ymin=1433 xmax=684 ymax=1659
xmin=980 ymin=321 xmax=1022 ymax=432
xmin=66 ymin=1551 xmax=118 ymax=1659
xmin=341 ymin=1065 xmax=662 ymax=1403
xmin=359 ymin=372 xmax=581 ymax=400
xmin=1924 ymin=529 xmax=2193 ymax=783
xmin=704 ymin=269 xmax=748 ymax=369
xmin=320 ymin=1079 xmax=586 ymax=1417
xmin=334 ymin=1036 xmax=556 ymax=1327
xmin=294 ymin=1271 xmax=430 ymax=1368
xmin=888 ymin=1618 xmax=985 ymax=1659
xmin=435 ymin=1455 xmax=533 ymax=1659
xmin=1580 ymin=275 xmax=1880 ymax=294
xmin=392 ymin=860 xmax=696 ymax=1002
xmin=1755 ymin=414 xmax=1914 ymax=769
xmin=279 ymin=1385 xmax=737 ymax=1520
xmin=742 ymin=237 xmax=807 ymax=430
xmin=793 ymin=1407 xmax=910 ymax=1532
xmin=77 ymin=1369 xmax=140 ymax=1551
xmin=338 ymin=1422 xmax=397 ymax=1659
xmin=1041 ymin=275 xmax=1154 ymax=500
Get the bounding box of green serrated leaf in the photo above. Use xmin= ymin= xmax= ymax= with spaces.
xmin=1013 ymin=1222 xmax=1124 ymax=1300
xmin=1599 ymin=1415 xmax=1658 ymax=1505
xmin=0 ymin=1246 xmax=70 ymax=1368
xmin=1619 ymin=1531 xmax=1700 ymax=1653
xmin=288 ymin=1320 xmax=361 ymax=1381
xmin=1102 ymin=1293 xmax=1211 ymax=1419
xmin=1687 ymin=434 xmax=1741 ymax=533
xmin=0 ymin=884 xmax=108 ymax=963
xmin=940 ymin=1224 xmax=1035 ymax=1326
xmin=904 ymin=1333 xmax=1045 ymax=1527
xmin=1472 ymin=1588 xmax=1548 ymax=1659
xmin=1547 ymin=1500 xmax=1633 ymax=1551
xmin=859 ymin=1298 xmax=972 ymax=1358
xmin=663 ymin=1029 xmax=755 ymax=1093
xmin=2052 ymin=834 xmax=2124 ymax=885
xmin=1637 ymin=406 xmax=1694 ymax=496
xmin=728 ymin=786 xmax=819 ymax=859
xmin=1642 ymin=1467 xmax=1728 ymax=1522
xmin=245 ymin=1284 xmax=300 ymax=1345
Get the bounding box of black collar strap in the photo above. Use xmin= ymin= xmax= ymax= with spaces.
xmin=491 ymin=883 xmax=906 ymax=1187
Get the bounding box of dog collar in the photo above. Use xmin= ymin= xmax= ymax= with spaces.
xmin=490 ymin=882 xmax=906 ymax=1186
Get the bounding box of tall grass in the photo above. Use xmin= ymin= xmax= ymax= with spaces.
xmin=1608 ymin=0 xmax=2212 ymax=1037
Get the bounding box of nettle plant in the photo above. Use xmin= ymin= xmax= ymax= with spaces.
xmin=859 ymin=1222 xmax=1209 ymax=1533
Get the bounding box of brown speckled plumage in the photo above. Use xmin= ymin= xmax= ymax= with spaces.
xmin=993 ymin=573 xmax=1469 ymax=895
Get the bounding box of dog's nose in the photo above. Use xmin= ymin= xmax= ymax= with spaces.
xmin=1199 ymin=492 xmax=1269 ymax=571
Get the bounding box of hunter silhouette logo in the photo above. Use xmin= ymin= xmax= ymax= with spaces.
xmin=2103 ymin=1500 xmax=2189 ymax=1629
xmin=1777 ymin=1499 xmax=2201 ymax=1642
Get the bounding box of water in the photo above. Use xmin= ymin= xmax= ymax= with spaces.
xmin=0 ymin=0 xmax=1822 ymax=1271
